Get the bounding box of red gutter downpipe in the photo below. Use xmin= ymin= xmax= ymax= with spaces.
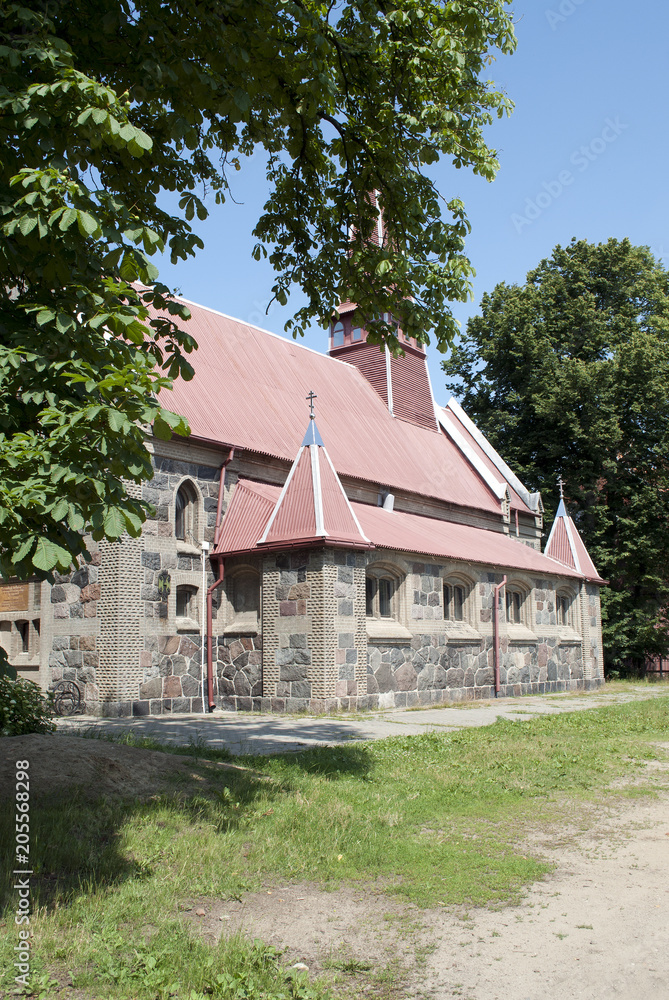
xmin=206 ymin=448 xmax=235 ymax=711
xmin=206 ymin=558 xmax=224 ymax=711
xmin=492 ymin=575 xmax=507 ymax=698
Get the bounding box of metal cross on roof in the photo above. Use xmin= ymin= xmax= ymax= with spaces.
xmin=558 ymin=475 xmax=564 ymax=499
xmin=306 ymin=390 xmax=317 ymax=419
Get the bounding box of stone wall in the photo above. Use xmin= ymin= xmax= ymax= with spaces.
xmin=40 ymin=444 xmax=604 ymax=716
xmin=366 ymin=633 xmax=587 ymax=709
xmin=136 ymin=633 xmax=206 ymax=715
xmin=260 ymin=550 xmax=316 ymax=711
xmin=361 ymin=559 xmax=598 ymax=709
xmin=215 ymin=635 xmax=263 ymax=711
xmin=43 ymin=444 xmax=231 ymax=717
xmin=48 ymin=548 xmax=101 ymax=712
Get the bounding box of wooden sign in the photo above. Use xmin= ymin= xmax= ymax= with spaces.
xmin=0 ymin=583 xmax=29 ymax=613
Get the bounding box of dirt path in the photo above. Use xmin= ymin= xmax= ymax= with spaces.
xmin=421 ymin=790 xmax=669 ymax=999
xmin=184 ymin=786 xmax=669 ymax=999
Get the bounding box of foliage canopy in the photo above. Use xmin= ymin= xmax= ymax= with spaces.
xmin=1 ymin=0 xmax=515 ymax=576
xmin=443 ymin=237 xmax=669 ymax=670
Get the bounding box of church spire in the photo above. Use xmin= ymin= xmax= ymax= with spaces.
xmin=545 ymin=489 xmax=603 ymax=581
xmin=257 ymin=400 xmax=372 ymax=551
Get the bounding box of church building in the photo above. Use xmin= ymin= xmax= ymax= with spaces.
xmin=3 ymin=289 xmax=606 ymax=715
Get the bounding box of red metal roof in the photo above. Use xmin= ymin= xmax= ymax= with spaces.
xmin=544 ymin=516 xmax=576 ymax=570
xmin=440 ymin=406 xmax=531 ymax=514
xmin=354 ymin=502 xmax=585 ymax=580
xmin=544 ymin=500 xmax=604 ymax=583
xmin=261 ymin=446 xmax=316 ymax=546
xmin=215 ymin=479 xmax=593 ymax=581
xmin=216 ymin=423 xmax=372 ymax=556
xmin=214 ymin=480 xmax=277 ymax=557
xmin=160 ymin=297 xmax=505 ymax=516
xmin=319 ymin=448 xmax=372 ymax=547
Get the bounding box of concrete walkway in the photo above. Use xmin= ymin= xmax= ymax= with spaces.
xmin=56 ymin=685 xmax=666 ymax=756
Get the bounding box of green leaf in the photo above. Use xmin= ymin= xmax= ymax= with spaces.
xmin=59 ymin=208 xmax=77 ymax=231
xmin=67 ymin=508 xmax=85 ymax=532
xmin=107 ymin=408 xmax=127 ymax=432
xmin=32 ymin=537 xmax=71 ymax=572
xmin=76 ymin=211 xmax=99 ymax=236
xmin=11 ymin=538 xmax=35 ymax=565
xmin=51 ymin=498 xmax=69 ymax=521
xmin=36 ymin=308 xmax=56 ymax=326
xmin=233 ymin=89 xmax=251 ymax=113
xmin=103 ymin=506 xmax=127 ymax=538
xmin=18 ymin=215 xmax=37 ymax=236
xmin=152 ymin=414 xmax=173 ymax=440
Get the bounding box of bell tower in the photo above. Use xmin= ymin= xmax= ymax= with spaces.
xmin=328 ymin=195 xmax=438 ymax=432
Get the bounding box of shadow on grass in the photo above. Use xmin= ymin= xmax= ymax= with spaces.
xmin=0 ymin=736 xmax=377 ymax=917
xmin=240 ymin=741 xmax=375 ymax=781
xmin=0 ymin=763 xmax=276 ymax=915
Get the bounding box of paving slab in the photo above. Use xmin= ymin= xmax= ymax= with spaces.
xmin=55 ymin=686 xmax=666 ymax=756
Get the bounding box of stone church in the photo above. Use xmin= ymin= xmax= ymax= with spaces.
xmin=2 ymin=291 xmax=605 ymax=716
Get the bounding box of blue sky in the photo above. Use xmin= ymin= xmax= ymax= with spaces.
xmin=157 ymin=1 xmax=668 ymax=408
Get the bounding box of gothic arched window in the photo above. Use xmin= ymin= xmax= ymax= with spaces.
xmin=175 ymin=480 xmax=198 ymax=543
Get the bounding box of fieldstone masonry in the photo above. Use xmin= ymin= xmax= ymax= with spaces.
xmin=47 ymin=548 xmax=101 ymax=710
xmin=38 ymin=448 xmax=604 ymax=716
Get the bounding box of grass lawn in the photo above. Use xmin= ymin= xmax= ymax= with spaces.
xmin=1 ymin=695 xmax=668 ymax=999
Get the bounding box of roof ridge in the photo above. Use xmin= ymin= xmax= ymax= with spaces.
xmin=174 ymin=295 xmax=355 ymax=367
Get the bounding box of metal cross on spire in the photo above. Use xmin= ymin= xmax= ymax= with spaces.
xmin=558 ymin=475 xmax=564 ymax=500
xmin=306 ymin=390 xmax=317 ymax=419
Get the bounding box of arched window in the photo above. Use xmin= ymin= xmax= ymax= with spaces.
xmin=443 ymin=576 xmax=473 ymax=624
xmin=352 ymin=324 xmax=363 ymax=341
xmin=175 ymin=480 xmax=198 ymax=543
xmin=443 ymin=582 xmax=464 ymax=621
xmin=505 ymin=583 xmax=529 ymax=625
xmin=556 ymin=589 xmax=574 ymax=627
xmin=176 ymin=584 xmax=198 ymax=622
xmin=232 ymin=571 xmax=259 ymax=616
xmin=366 ymin=565 xmax=402 ymax=620
xmin=332 ymin=321 xmax=344 ymax=348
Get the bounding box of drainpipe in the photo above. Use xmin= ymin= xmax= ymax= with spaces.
xmin=206 ymin=558 xmax=224 ymax=711
xmin=205 ymin=447 xmax=235 ymax=711
xmin=493 ymin=576 xmax=507 ymax=698
xmin=200 ymin=540 xmax=210 ymax=715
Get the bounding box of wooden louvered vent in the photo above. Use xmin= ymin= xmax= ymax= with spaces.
xmin=390 ymin=349 xmax=436 ymax=430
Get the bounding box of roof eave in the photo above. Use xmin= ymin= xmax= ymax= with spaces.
xmin=256 ymin=536 xmax=375 ymax=553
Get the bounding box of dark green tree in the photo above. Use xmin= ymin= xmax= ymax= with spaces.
xmin=1 ymin=0 xmax=516 ymax=577
xmin=443 ymin=237 xmax=669 ymax=672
